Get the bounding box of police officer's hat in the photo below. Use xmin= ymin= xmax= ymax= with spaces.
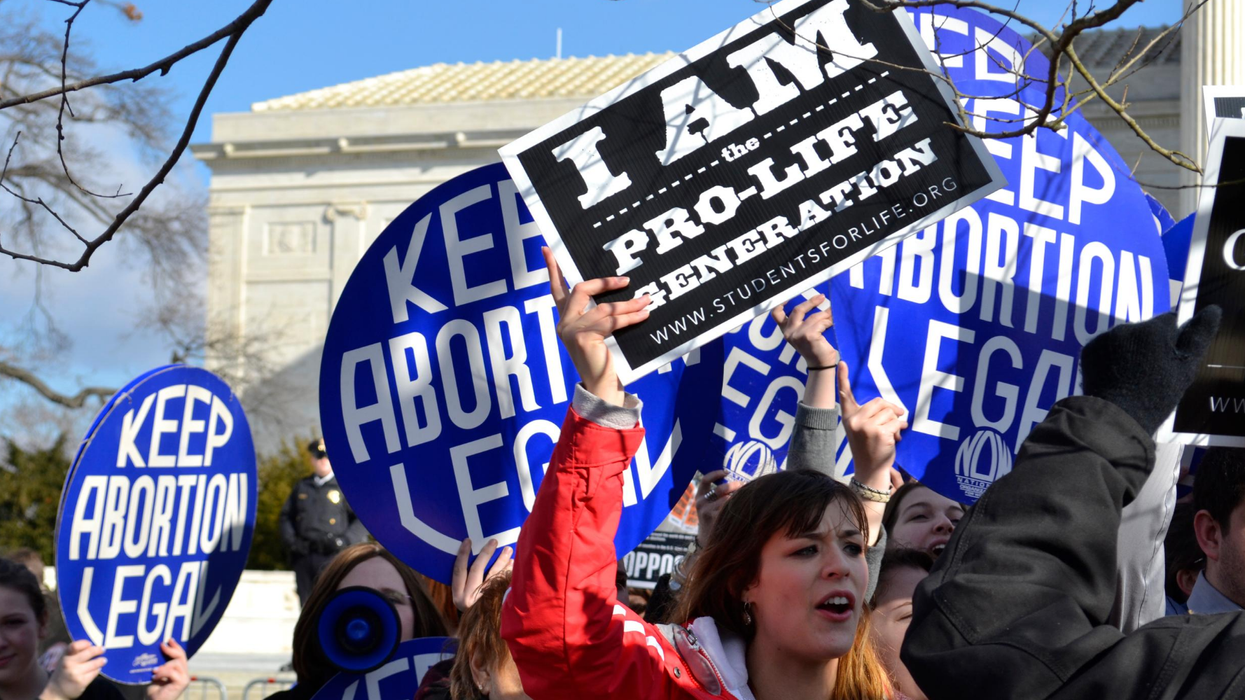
xmin=309 ymin=438 xmax=327 ymax=459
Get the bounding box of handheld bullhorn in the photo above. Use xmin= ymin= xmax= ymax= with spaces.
xmin=317 ymin=587 xmax=401 ymax=674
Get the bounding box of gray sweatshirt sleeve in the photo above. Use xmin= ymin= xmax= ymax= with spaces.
xmin=786 ymin=401 xmax=840 ymax=477
xmin=570 ymin=383 xmax=642 ymax=429
xmin=787 ymin=400 xmax=884 ymax=600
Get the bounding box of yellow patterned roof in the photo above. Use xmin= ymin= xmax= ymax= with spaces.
xmin=252 ymin=53 xmax=676 ymax=112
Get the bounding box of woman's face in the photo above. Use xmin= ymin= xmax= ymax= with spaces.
xmin=889 ymin=487 xmax=964 ymax=558
xmin=0 ymin=586 xmax=42 ymax=687
xmin=870 ymin=565 xmax=929 ymax=700
xmin=337 ymin=557 xmax=416 ymax=641
xmin=744 ymin=500 xmax=868 ymax=663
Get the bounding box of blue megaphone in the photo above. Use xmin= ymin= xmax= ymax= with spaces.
xmin=317 ymin=587 xmax=401 ymax=674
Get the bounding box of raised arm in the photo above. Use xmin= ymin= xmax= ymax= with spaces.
xmin=501 ymin=249 xmax=676 ymax=700
xmin=903 ymin=309 xmax=1233 ymax=700
xmin=775 ymin=295 xmax=904 ymax=548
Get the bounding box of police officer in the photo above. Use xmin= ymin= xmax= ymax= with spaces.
xmin=280 ymin=438 xmax=368 ymax=605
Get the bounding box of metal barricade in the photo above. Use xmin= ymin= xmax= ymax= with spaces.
xmin=183 ymin=676 xmax=229 ymax=700
xmin=243 ymin=677 xmax=297 ymax=700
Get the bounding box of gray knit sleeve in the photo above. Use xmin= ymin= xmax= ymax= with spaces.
xmin=786 ymin=401 xmax=840 ymax=477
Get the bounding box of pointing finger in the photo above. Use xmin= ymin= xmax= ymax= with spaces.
xmin=838 ymin=361 xmax=858 ymax=412
xmin=542 ymin=247 xmax=568 ymax=308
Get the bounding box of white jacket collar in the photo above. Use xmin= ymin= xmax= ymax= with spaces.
xmin=688 ymin=617 xmax=754 ymax=700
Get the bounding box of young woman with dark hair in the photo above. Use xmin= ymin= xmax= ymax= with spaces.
xmin=0 ymin=558 xmax=188 ymax=700
xmin=879 ymin=483 xmax=964 ymax=560
xmin=268 ymin=543 xmax=448 ymax=700
xmin=500 ymin=251 xmax=899 ymax=700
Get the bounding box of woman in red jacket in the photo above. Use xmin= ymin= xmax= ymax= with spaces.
xmin=500 ymin=249 xmax=894 ymax=700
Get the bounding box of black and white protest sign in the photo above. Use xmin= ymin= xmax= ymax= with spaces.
xmin=500 ymin=0 xmax=1004 ymax=382
xmin=621 ymin=530 xmax=696 ymax=590
xmin=1165 ymin=119 xmax=1245 ymax=445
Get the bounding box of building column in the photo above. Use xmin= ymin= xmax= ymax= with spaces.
xmin=1180 ymin=0 xmax=1245 ymax=216
xmin=324 ymin=202 xmax=369 ymax=312
xmin=206 ymin=205 xmax=248 ymax=372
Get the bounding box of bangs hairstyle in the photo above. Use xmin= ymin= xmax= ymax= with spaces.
xmin=292 ymin=543 xmax=448 ymax=689
xmin=675 ymin=470 xmax=890 ymax=700
xmin=880 ymin=481 xmax=930 ymax=537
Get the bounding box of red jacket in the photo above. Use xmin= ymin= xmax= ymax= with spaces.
xmin=501 ymin=408 xmax=739 ymax=700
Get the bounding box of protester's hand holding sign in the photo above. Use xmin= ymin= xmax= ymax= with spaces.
xmin=771 ymin=294 xmax=839 ymax=408
xmin=41 ymin=641 xmax=105 ymax=700
xmin=694 ymin=470 xmax=743 ymax=540
xmin=545 ymin=247 xmax=650 ymax=405
xmin=145 ymin=639 xmax=189 ymax=700
xmin=452 ymin=538 xmax=513 ymax=612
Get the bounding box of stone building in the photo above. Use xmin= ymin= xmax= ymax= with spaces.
xmin=191 ymin=21 xmax=1229 ymax=450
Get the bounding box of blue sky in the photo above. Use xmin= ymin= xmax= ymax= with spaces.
xmin=2 ymin=0 xmax=1184 ymax=430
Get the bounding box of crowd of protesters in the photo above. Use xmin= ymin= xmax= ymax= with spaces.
xmin=4 ymin=244 xmax=1245 ymax=700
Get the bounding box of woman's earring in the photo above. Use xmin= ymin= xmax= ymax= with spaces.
xmin=742 ymin=601 xmax=753 ymax=626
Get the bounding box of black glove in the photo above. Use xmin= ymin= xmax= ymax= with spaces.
xmin=1080 ymin=306 xmax=1221 ymax=435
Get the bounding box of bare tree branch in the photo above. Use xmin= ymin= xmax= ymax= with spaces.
xmin=0 ymin=360 xmax=112 ymax=409
xmin=0 ymin=0 xmax=274 ymax=271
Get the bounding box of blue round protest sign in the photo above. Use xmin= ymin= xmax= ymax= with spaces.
xmin=319 ymin=162 xmax=719 ymax=584
xmin=312 ymin=637 xmax=457 ymax=700
xmin=56 ymin=365 xmax=256 ymax=682
xmin=830 ymin=7 xmax=1170 ymax=503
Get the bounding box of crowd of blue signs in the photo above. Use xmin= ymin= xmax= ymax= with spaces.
xmin=53 ymin=5 xmax=1202 ymax=694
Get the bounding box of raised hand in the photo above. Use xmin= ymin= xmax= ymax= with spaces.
xmin=1080 ymin=307 xmax=1221 ymax=435
xmin=146 ymin=639 xmax=189 ymax=700
xmin=544 ymin=247 xmax=650 ymax=405
xmin=772 ymin=294 xmax=838 ymax=408
xmin=41 ymin=640 xmax=105 ymax=700
xmin=694 ymin=470 xmax=744 ymax=545
xmin=452 ymin=537 xmax=514 ymax=611
xmin=771 ymin=293 xmax=838 ymax=367
xmin=839 ymin=361 xmax=907 ymax=484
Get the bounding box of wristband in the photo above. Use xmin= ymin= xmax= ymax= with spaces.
xmin=850 ymin=478 xmax=892 ymax=503
xmin=807 ymin=362 xmax=839 ymax=371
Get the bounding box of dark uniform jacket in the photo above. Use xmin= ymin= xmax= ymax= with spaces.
xmin=279 ymin=475 xmax=368 ymax=556
xmin=904 ymin=396 xmax=1245 ymax=700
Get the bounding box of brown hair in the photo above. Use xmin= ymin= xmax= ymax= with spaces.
xmin=675 ymin=469 xmax=892 ymax=700
xmin=416 ymin=573 xmax=461 ymax=635
xmin=291 ymin=543 xmax=448 ymax=690
xmin=880 ymin=481 xmax=931 ymax=538
xmin=869 ymin=547 xmax=934 ymax=609
xmin=0 ymin=557 xmax=46 ymax=623
xmin=449 ymin=571 xmax=511 ymax=700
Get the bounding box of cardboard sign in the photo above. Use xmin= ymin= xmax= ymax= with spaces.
xmin=312 ymin=637 xmax=456 ymax=700
xmin=830 ymin=6 xmax=1170 ymax=503
xmin=318 ymin=163 xmax=720 ymax=584
xmin=500 ymin=0 xmax=1004 ymax=383
xmin=56 ymin=366 xmax=256 ymax=682
xmin=1164 ymin=119 xmax=1245 ymax=445
xmin=621 ymin=530 xmax=697 ymax=590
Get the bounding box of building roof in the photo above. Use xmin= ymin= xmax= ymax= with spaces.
xmin=251 ymin=25 xmax=1179 ymax=113
xmin=1035 ymin=25 xmax=1181 ymax=68
xmin=251 ymin=53 xmax=675 ymax=112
